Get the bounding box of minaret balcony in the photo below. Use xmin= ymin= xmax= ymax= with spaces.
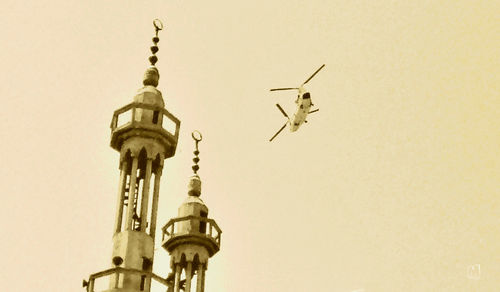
xmin=161 ymin=215 xmax=222 ymax=256
xmin=83 ymin=267 xmax=171 ymax=292
xmin=110 ymin=102 xmax=180 ymax=156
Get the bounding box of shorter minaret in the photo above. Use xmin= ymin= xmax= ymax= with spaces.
xmin=162 ymin=131 xmax=222 ymax=292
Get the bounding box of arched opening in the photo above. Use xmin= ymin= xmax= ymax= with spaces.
xmin=140 ymin=256 xmax=153 ymax=291
xmin=130 ymin=148 xmax=148 ymax=231
xmin=199 ymin=211 xmax=208 ymax=234
xmin=152 ymin=110 xmax=159 ymax=124
xmin=115 ymin=150 xmax=133 ymax=233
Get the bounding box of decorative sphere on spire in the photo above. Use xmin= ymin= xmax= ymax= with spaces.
xmin=143 ymin=66 xmax=160 ymax=87
xmin=188 ymin=175 xmax=202 ymax=197
xmin=143 ymin=66 xmax=159 ymax=87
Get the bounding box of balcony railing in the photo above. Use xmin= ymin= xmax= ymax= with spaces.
xmin=110 ymin=102 xmax=180 ymax=142
xmin=84 ymin=267 xmax=170 ymax=292
xmin=162 ymin=215 xmax=222 ymax=246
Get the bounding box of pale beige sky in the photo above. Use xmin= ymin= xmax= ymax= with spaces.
xmin=0 ymin=1 xmax=498 ymax=292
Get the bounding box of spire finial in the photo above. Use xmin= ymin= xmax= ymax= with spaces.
xmin=150 ymin=19 xmax=163 ymax=66
xmin=191 ymin=131 xmax=202 ymax=175
xmin=143 ymin=19 xmax=164 ymax=87
xmin=188 ymin=131 xmax=203 ymax=197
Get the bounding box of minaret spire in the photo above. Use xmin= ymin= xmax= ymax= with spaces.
xmin=191 ymin=130 xmax=202 ymax=175
xmin=143 ymin=19 xmax=163 ymax=87
xmin=189 ymin=131 xmax=203 ymax=197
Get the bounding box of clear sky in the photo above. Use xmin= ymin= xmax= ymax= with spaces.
xmin=0 ymin=1 xmax=498 ymax=291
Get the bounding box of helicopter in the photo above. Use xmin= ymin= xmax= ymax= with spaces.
xmin=269 ymin=64 xmax=325 ymax=142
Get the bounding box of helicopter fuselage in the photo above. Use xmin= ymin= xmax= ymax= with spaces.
xmin=290 ymin=90 xmax=312 ymax=132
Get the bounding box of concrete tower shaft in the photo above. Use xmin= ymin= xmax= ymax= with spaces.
xmin=84 ymin=20 xmax=181 ymax=292
xmin=106 ymin=69 xmax=180 ymax=291
xmin=111 ymin=84 xmax=178 ymax=236
xmin=162 ymin=191 xmax=220 ymax=292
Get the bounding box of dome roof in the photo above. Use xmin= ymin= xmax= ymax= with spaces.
xmin=133 ymin=85 xmax=165 ymax=107
xmin=182 ymin=195 xmax=206 ymax=206
xmin=178 ymin=190 xmax=208 ymax=217
xmin=177 ymin=175 xmax=208 ymax=216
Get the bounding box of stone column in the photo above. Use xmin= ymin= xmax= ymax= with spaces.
xmin=185 ymin=261 xmax=193 ymax=292
xmin=114 ymin=159 xmax=128 ymax=233
xmin=196 ymin=263 xmax=205 ymax=292
xmin=125 ymin=156 xmax=139 ymax=230
xmin=201 ymin=264 xmax=206 ymax=292
xmin=174 ymin=264 xmax=182 ymax=292
xmin=149 ymin=168 xmax=162 ymax=239
xmin=88 ymin=279 xmax=95 ymax=292
xmin=140 ymin=158 xmax=153 ymax=231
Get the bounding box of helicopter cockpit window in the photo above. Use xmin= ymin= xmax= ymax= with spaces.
xmin=303 ymin=92 xmax=311 ymax=99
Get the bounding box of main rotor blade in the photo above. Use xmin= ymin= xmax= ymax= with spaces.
xmin=270 ymin=87 xmax=299 ymax=91
xmin=308 ymin=109 xmax=319 ymax=114
xmin=269 ymin=123 xmax=288 ymax=142
xmin=302 ymin=64 xmax=325 ymax=86
xmin=276 ymin=103 xmax=289 ymax=118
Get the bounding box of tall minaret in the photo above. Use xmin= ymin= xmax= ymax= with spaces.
xmin=161 ymin=131 xmax=222 ymax=292
xmin=84 ymin=20 xmax=181 ymax=292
